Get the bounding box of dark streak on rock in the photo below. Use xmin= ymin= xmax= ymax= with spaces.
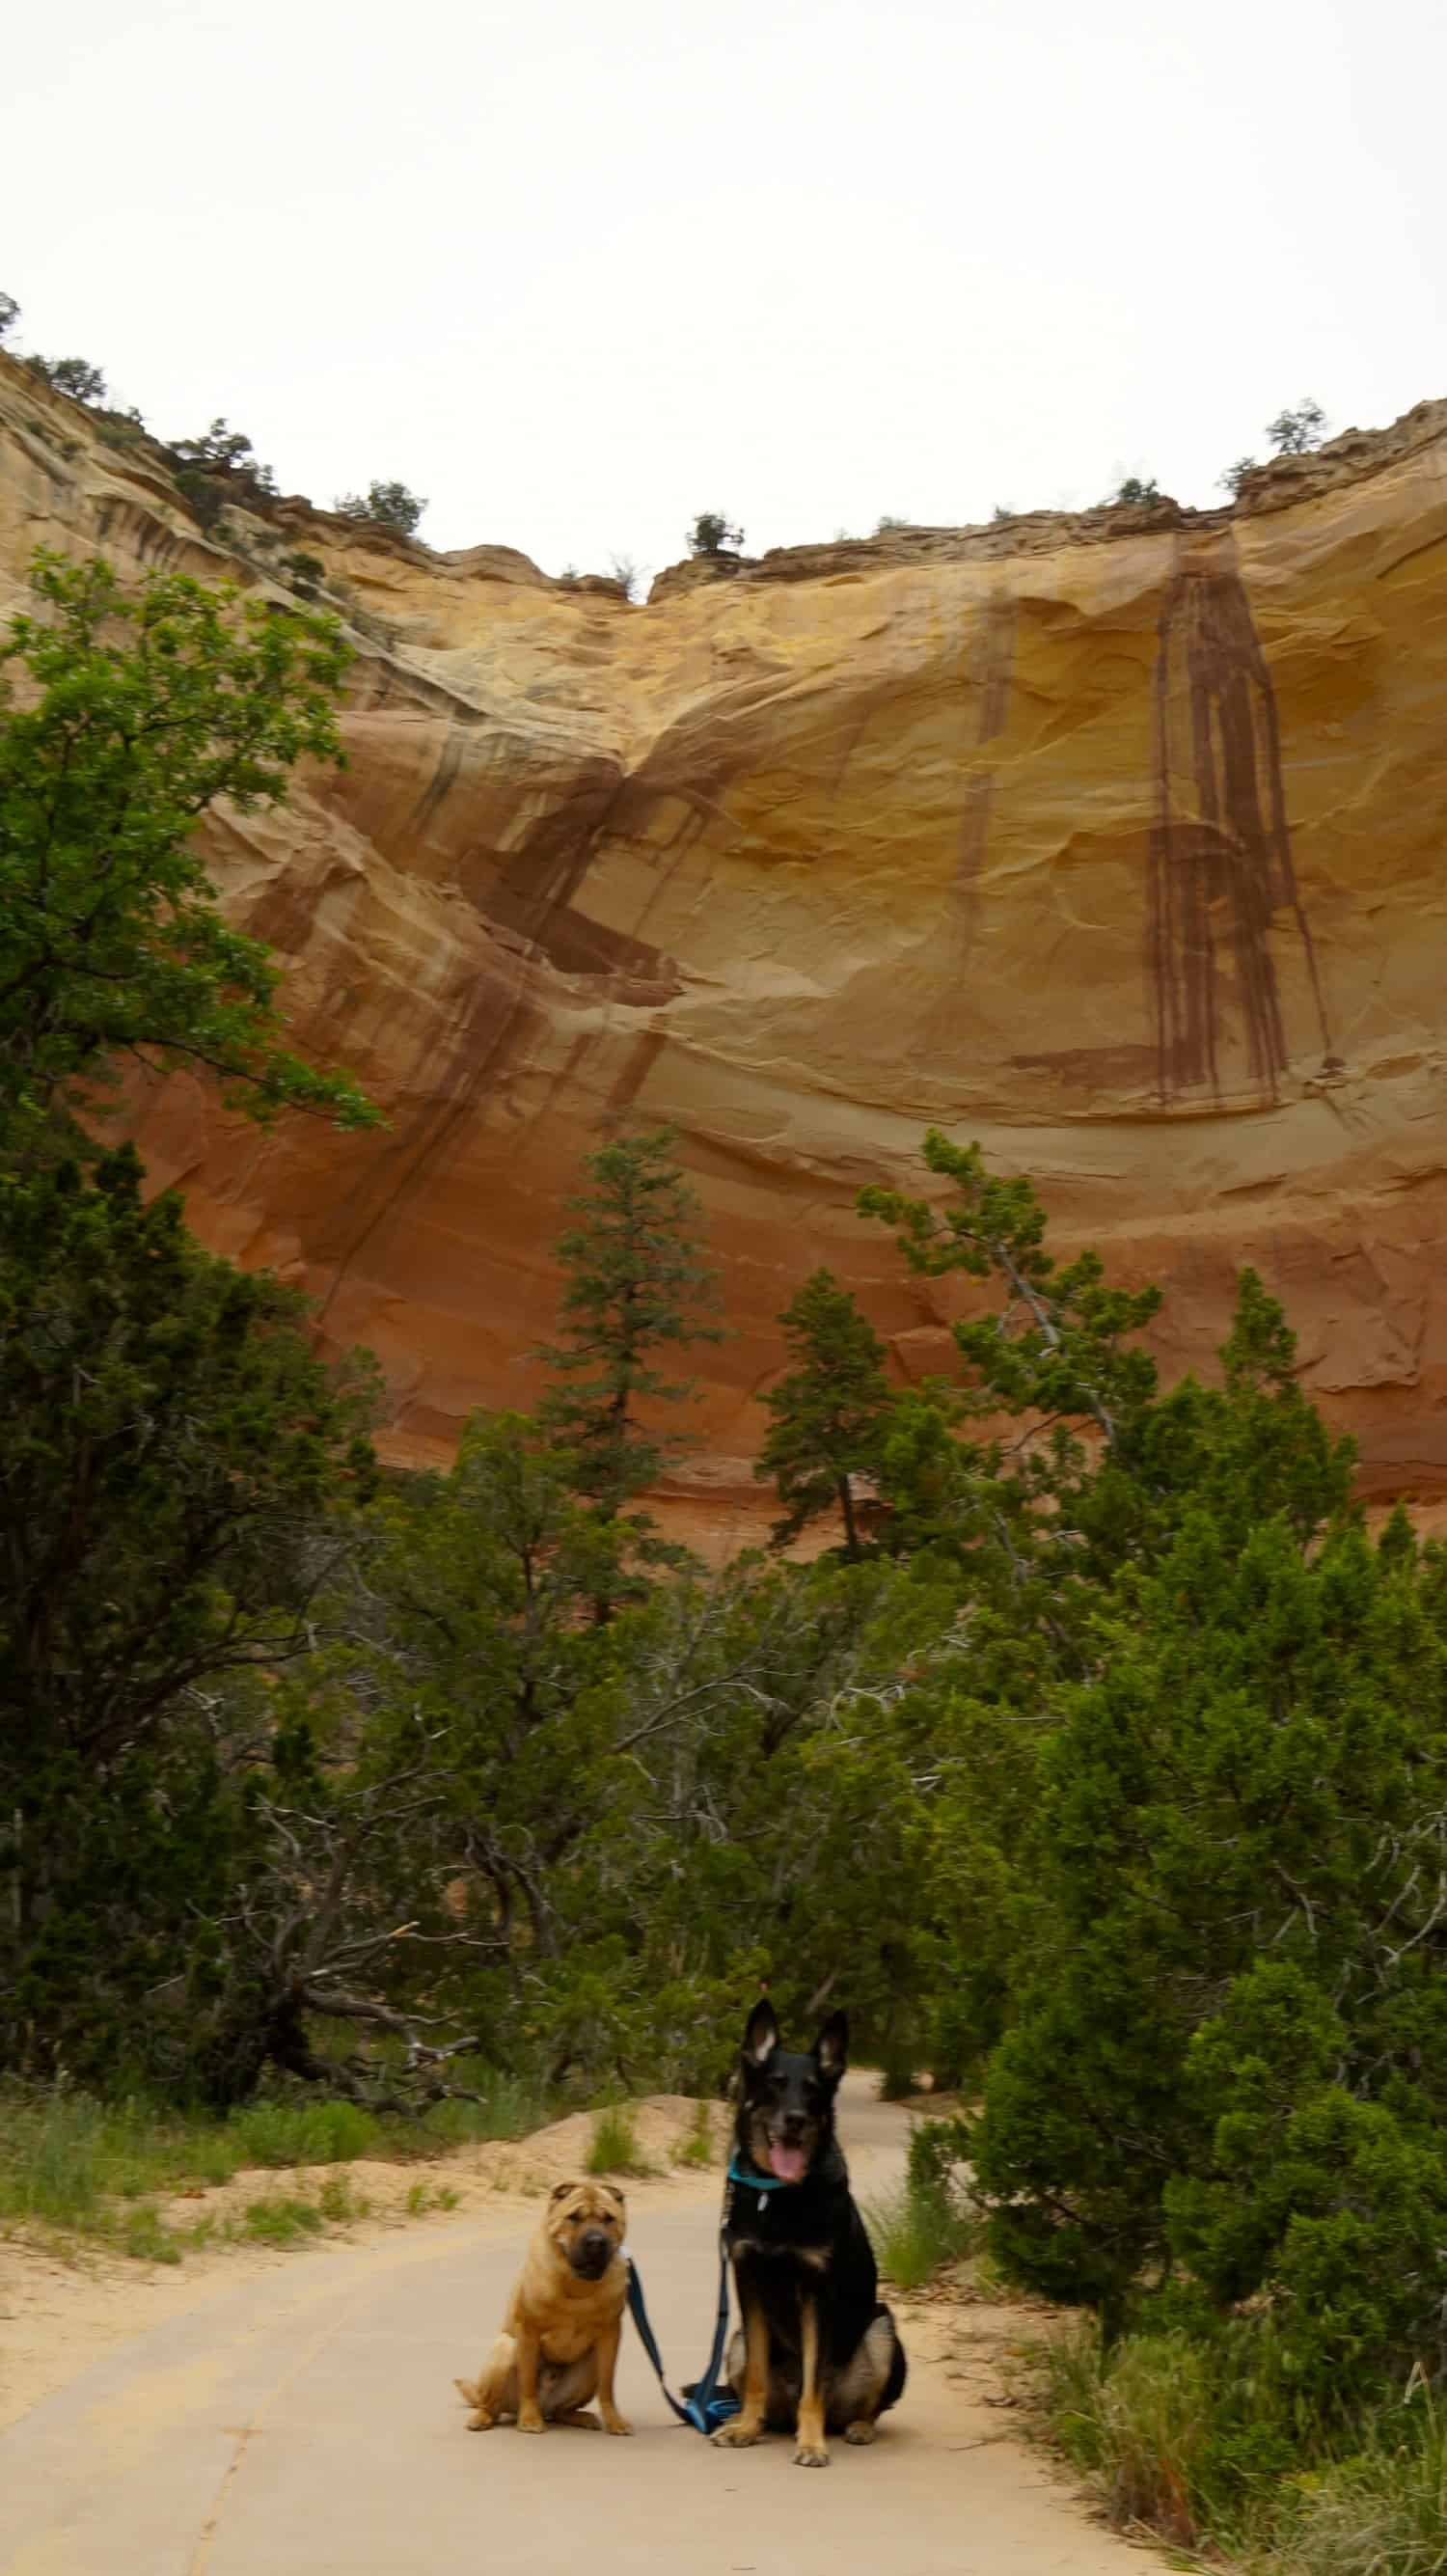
xmin=1148 ymin=535 xmax=1332 ymax=1103
xmin=954 ymin=595 xmax=1018 ymax=920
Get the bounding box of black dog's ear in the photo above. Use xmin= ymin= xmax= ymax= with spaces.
xmin=813 ymin=2010 xmax=849 ymax=2080
xmin=743 ymin=1998 xmax=779 ymax=2067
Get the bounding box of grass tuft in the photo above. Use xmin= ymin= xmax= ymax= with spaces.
xmin=228 ymin=2099 xmax=380 ymax=2168
xmin=239 ymin=2194 xmax=326 ymax=2247
xmin=1047 ymin=2326 xmax=1215 ymax=2549
xmin=672 ymin=2099 xmax=716 ymax=2169
xmin=586 ymin=2105 xmax=651 ymax=2178
xmin=1271 ymin=2398 xmax=1447 ymax=2576
xmin=864 ymin=2179 xmax=978 ymax=2291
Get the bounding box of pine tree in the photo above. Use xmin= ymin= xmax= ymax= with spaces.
xmin=756 ymin=1269 xmax=894 ymax=1556
xmin=537 ymin=1128 xmax=724 ymax=1518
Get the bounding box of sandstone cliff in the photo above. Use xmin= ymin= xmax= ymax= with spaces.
xmin=4 ymin=354 xmax=1446 ymax=1521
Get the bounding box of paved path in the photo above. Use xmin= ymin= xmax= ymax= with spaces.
xmin=0 ymin=2083 xmax=1153 ymax=2576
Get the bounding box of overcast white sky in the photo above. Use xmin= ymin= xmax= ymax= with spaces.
xmin=7 ymin=0 xmax=1445 ymax=583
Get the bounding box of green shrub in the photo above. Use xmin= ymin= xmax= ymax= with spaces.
xmin=316 ymin=2174 xmax=368 ymax=2223
xmin=1272 ymin=2398 xmax=1447 ymax=2576
xmin=239 ymin=2194 xmax=325 ymax=2246
xmin=865 ymin=2178 xmax=977 ymax=2291
xmin=228 ymin=2099 xmax=380 ymax=2169
xmin=336 ymin=480 xmax=425 ymax=536
xmin=673 ymin=2099 xmax=715 ymax=2169
xmin=122 ymin=2204 xmax=182 ymax=2264
xmin=586 ymin=2106 xmax=649 ymax=2177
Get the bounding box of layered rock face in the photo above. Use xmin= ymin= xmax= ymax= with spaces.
xmin=4 ymin=356 xmax=1447 ymax=1514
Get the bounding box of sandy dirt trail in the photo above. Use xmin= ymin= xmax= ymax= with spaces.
xmin=0 ymin=2077 xmax=1159 ymax=2576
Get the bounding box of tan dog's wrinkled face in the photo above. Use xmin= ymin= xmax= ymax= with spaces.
xmin=548 ymin=2180 xmax=627 ymax=2282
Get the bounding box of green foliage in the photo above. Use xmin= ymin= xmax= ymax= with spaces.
xmin=586 ymin=2104 xmax=649 ymax=2176
xmin=865 ymin=2174 xmax=977 ymax=2289
xmin=240 ymin=2192 xmax=326 ymax=2245
xmin=972 ymin=1383 xmax=1447 ymax=2368
xmin=688 ymin=511 xmax=743 ymax=556
xmin=228 ymin=2099 xmax=381 ymax=2168
xmin=1221 ymin=453 xmax=1258 ymax=495
xmin=860 ymin=1127 xmax=1160 ymax=1445
xmin=673 ymin=2098 xmax=716 ymax=2167
xmin=337 ymin=480 xmax=426 ymax=536
xmin=0 ymin=551 xmax=377 ymax=1137
xmin=169 ymin=417 xmax=277 ymax=498
xmin=1270 ymin=2398 xmax=1447 ymax=2576
xmin=282 ymin=549 xmax=327 ymax=597
xmin=875 ymin=514 xmax=910 ymax=533
xmin=1268 ymin=397 xmax=1327 ymax=455
xmin=0 ymin=1148 xmax=379 ymax=2084
xmin=0 ymin=292 xmax=18 ymax=342
xmin=1048 ymin=2324 xmax=1447 ymax=2569
xmin=538 ymin=1126 xmax=724 ymax=1521
xmin=755 ymin=1268 xmax=894 ymax=1555
xmin=27 ymin=355 xmax=107 ymax=404
xmin=1106 ymin=476 xmax=1160 ymax=505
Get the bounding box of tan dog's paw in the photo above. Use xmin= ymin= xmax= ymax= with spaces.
xmin=793 ymin=2439 xmax=831 ymax=2467
xmin=712 ymin=2417 xmax=761 ymax=2449
xmin=843 ymin=2419 xmax=877 ymax=2445
xmin=601 ymin=2408 xmax=634 ymax=2436
xmin=517 ymin=2407 xmax=545 ymax=2434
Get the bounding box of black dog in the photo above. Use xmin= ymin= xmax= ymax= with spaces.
xmin=714 ymin=2001 xmax=906 ymax=2467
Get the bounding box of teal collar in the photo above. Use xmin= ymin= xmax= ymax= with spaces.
xmin=727 ymin=2154 xmax=801 ymax=2194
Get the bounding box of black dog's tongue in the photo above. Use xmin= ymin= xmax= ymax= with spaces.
xmin=768 ymin=2141 xmax=807 ymax=2184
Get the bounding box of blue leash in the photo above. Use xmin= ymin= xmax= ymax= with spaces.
xmin=625 ymin=2160 xmax=796 ymax=2434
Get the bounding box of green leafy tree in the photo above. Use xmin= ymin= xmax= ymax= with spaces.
xmin=0 ymin=551 xmax=377 ymax=1140
xmin=169 ymin=418 xmax=277 ymax=507
xmin=1266 ymin=397 xmax=1326 ymax=455
xmin=33 ymin=356 xmax=107 ymax=404
xmin=537 ymin=1127 xmax=724 ymax=1519
xmin=1106 ymin=475 xmax=1160 ymax=506
xmin=756 ymin=1268 xmax=894 ymax=1556
xmin=860 ymin=1130 xmax=1161 ymax=1448
xmin=689 ymin=511 xmax=744 ymax=557
xmin=337 ymin=480 xmax=426 ymax=536
xmin=1220 ymin=454 xmax=1257 ymax=495
xmin=0 ymin=1147 xmax=378 ymax=2075
xmin=0 ymin=291 xmax=18 ymax=343
xmin=970 ymin=1411 xmax=1447 ymax=2365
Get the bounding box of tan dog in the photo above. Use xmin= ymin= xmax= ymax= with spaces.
xmin=455 ymin=2180 xmax=632 ymax=2436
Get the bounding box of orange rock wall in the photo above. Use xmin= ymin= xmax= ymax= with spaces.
xmin=5 ymin=356 xmax=1447 ymax=1506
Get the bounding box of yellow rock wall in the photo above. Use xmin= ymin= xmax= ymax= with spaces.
xmin=5 ymin=355 xmax=1447 ymax=1509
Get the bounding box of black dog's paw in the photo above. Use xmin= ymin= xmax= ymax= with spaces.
xmin=843 ymin=2420 xmax=877 ymax=2446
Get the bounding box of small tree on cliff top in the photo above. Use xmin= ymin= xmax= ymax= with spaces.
xmin=537 ymin=1127 xmax=724 ymax=1518
xmin=0 ymin=551 xmax=377 ymax=1142
xmin=338 ymin=480 xmax=427 ymax=538
xmin=756 ymin=1269 xmax=894 ymax=1558
xmin=1266 ymin=397 xmax=1326 ymax=456
xmin=689 ymin=511 xmax=744 ymax=558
